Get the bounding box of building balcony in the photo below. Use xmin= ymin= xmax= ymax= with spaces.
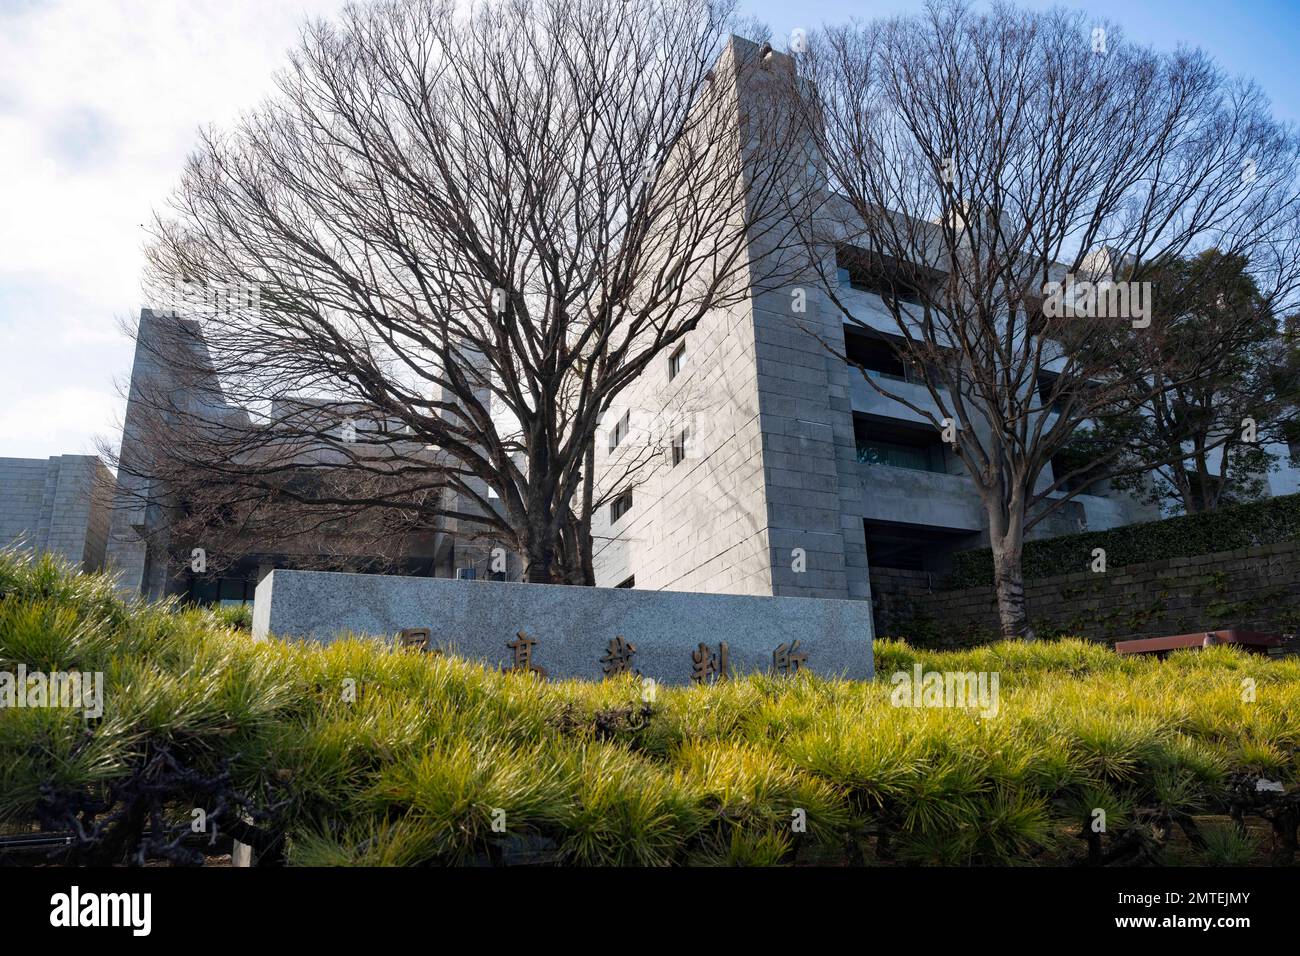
xmin=848 ymin=458 xmax=984 ymax=532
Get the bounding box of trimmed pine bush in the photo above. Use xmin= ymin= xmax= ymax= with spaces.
xmin=1 ymin=547 xmax=1297 ymax=866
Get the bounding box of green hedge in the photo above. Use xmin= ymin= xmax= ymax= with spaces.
xmin=945 ymin=493 xmax=1300 ymax=589
xmin=4 ymin=548 xmax=1300 ymax=866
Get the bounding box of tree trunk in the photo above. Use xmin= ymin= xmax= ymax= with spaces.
xmin=992 ymin=542 xmax=1034 ymax=640
xmin=551 ymin=446 xmax=598 ymax=586
xmin=524 ymin=552 xmax=555 ymax=583
xmin=577 ymin=443 xmax=597 ymax=586
xmin=988 ymin=497 xmax=1036 ymax=641
xmin=523 ymin=523 xmax=558 ymax=583
xmin=577 ymin=531 xmax=596 ymax=586
xmin=554 ymin=516 xmax=593 ymax=585
xmin=1191 ymin=442 xmax=1212 ymax=513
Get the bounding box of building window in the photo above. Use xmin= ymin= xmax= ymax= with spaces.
xmin=668 ymin=344 xmax=686 ymax=381
xmin=843 ymin=329 xmax=945 ymax=389
xmin=610 ymin=490 xmax=633 ymax=523
xmin=218 ymin=578 xmax=254 ymax=606
xmin=455 ymin=567 xmax=477 ymax=580
xmin=844 ymin=330 xmax=908 ymax=382
xmin=189 ymin=575 xmax=254 ymax=607
xmin=1050 ymin=452 xmax=1103 ymax=494
xmin=856 ymin=438 xmax=942 ymax=472
xmin=608 ymin=410 xmax=630 ymax=451
xmin=671 ymin=427 xmax=688 ymax=467
xmin=853 ymin=416 xmax=947 ymax=473
xmin=615 ymin=575 xmax=635 ymax=589
xmin=835 ymin=246 xmax=924 ymax=306
xmin=1036 ymin=372 xmax=1068 ymax=415
xmin=1184 ymin=470 xmax=1230 ymax=505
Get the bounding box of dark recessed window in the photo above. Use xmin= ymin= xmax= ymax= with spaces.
xmin=843 ymin=329 xmax=945 ymax=389
xmin=615 ymin=575 xmax=635 ymax=589
xmin=856 ymin=437 xmax=943 ymax=472
xmin=853 ymin=416 xmax=947 ymax=473
xmin=610 ymin=490 xmax=633 ymax=523
xmin=1037 ymin=373 xmax=1068 ymax=415
xmin=188 ymin=576 xmax=251 ymax=607
xmin=671 ymin=428 xmax=688 ymax=467
xmin=1050 ymin=453 xmax=1102 ymax=495
xmin=836 ymin=246 xmax=925 ymax=307
xmin=668 ymin=344 xmax=686 ymax=381
xmin=844 ymin=331 xmax=907 ymax=382
xmin=608 ymin=410 xmax=631 ymax=452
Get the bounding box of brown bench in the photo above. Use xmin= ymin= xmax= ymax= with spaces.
xmin=1114 ymin=629 xmax=1287 ymax=658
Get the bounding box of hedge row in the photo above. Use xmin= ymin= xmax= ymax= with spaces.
xmin=3 ymin=549 xmax=1300 ymax=866
xmin=945 ymin=493 xmax=1300 ymax=590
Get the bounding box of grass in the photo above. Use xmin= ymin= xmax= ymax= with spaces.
xmin=0 ymin=548 xmax=1296 ymax=866
xmin=210 ymin=603 xmax=253 ymax=631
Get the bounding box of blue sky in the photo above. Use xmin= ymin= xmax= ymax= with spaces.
xmin=0 ymin=0 xmax=1296 ymax=462
xmin=749 ymin=0 xmax=1300 ymax=124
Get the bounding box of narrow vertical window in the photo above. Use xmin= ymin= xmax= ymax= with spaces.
xmin=672 ymin=427 xmax=689 ymax=467
xmin=668 ymin=343 xmax=686 ymax=381
xmin=608 ymin=410 xmax=630 ymax=451
xmin=610 ymin=490 xmax=633 ymax=523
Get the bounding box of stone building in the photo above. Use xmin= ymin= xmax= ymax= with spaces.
xmin=0 ymin=454 xmax=113 ymax=572
xmin=101 ymin=309 xmax=518 ymax=604
xmin=588 ymin=37 xmax=1300 ymax=600
xmin=10 ymin=37 xmax=1295 ymax=609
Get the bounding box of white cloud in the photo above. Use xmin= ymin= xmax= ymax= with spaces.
xmin=0 ymin=385 xmax=121 ymax=457
xmin=0 ymin=0 xmax=349 ymax=459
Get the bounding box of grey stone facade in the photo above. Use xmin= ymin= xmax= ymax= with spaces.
xmin=253 ymin=569 xmax=874 ymax=683
xmin=589 ymin=38 xmax=1171 ymax=601
xmin=102 ymin=309 xmax=522 ymax=602
xmin=0 ymin=454 xmax=112 ymax=572
xmin=103 ymin=310 xmax=184 ymax=598
xmin=79 ymin=36 xmax=1300 ymax=614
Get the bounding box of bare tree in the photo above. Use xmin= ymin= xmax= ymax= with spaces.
xmin=102 ymin=314 xmax=458 ymax=584
xmin=788 ymin=1 xmax=1300 ymax=637
xmin=132 ymin=0 xmax=802 ymax=585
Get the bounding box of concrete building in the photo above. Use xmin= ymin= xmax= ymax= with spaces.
xmin=588 ymin=37 xmax=1300 ymax=599
xmin=12 ymin=35 xmax=1286 ymax=607
xmin=103 ymin=309 xmax=521 ymax=604
xmin=0 ymin=454 xmax=113 ymax=572
xmin=587 ymin=257 xmax=1164 ymax=597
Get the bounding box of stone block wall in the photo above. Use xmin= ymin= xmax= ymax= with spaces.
xmin=871 ymin=539 xmax=1300 ymax=648
xmin=0 ymin=455 xmax=112 ymax=571
xmin=254 ymin=570 xmax=875 ymax=684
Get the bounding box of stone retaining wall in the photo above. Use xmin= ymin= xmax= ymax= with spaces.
xmin=871 ymin=539 xmax=1300 ymax=648
xmin=253 ymin=569 xmax=875 ymax=684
